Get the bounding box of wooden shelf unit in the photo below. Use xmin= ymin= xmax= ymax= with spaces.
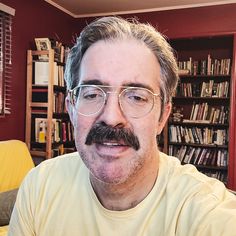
xmin=25 ymin=49 xmax=75 ymax=159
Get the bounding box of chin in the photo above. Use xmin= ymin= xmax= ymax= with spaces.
xmin=79 ymin=145 xmax=146 ymax=185
xmin=91 ymin=158 xmax=145 ymax=186
xmin=93 ymin=173 xmax=129 ymax=185
xmin=92 ymin=164 xmax=129 ymax=185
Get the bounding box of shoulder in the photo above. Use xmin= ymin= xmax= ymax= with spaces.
xmin=22 ymin=152 xmax=85 ymax=189
xmin=17 ymin=152 xmax=88 ymax=208
xmin=10 ymin=153 xmax=88 ymax=234
xmin=159 ymin=152 xmax=236 ymax=234
xmin=159 ymin=151 xmax=221 ymax=191
xmin=159 ymin=151 xmax=236 ymax=205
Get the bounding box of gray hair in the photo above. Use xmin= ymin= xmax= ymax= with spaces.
xmin=64 ymin=16 xmax=179 ymax=105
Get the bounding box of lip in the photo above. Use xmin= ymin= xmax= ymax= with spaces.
xmin=94 ymin=142 xmax=131 ymax=158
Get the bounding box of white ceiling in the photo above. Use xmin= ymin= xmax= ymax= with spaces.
xmin=45 ymin=0 xmax=236 ymax=18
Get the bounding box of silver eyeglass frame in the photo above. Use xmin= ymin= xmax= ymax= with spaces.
xmin=68 ymin=84 xmax=161 ymax=118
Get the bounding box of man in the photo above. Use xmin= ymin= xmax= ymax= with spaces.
xmin=9 ymin=16 xmax=236 ymax=236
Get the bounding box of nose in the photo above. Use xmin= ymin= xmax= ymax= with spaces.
xmin=97 ymin=92 xmax=128 ymax=128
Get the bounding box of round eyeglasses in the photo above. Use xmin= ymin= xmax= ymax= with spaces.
xmin=68 ymin=85 xmax=161 ymax=118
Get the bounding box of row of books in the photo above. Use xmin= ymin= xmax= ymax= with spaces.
xmin=34 ymin=38 xmax=70 ymax=63
xmin=187 ymin=103 xmax=229 ymax=124
xmin=171 ymin=103 xmax=229 ymax=124
xmin=201 ymin=170 xmax=227 ymax=183
xmin=34 ymin=61 xmax=65 ymax=86
xmin=54 ymin=92 xmax=67 ymax=113
xmin=175 ymin=80 xmax=229 ymax=98
xmin=169 ymin=145 xmax=228 ymax=167
xmin=35 ymin=118 xmax=74 ymax=143
xmin=178 ymin=55 xmax=231 ymax=76
xmin=200 ymin=80 xmax=229 ymax=98
xmin=169 ymin=125 xmax=228 ymax=145
xmin=32 ymin=89 xmax=67 ymax=114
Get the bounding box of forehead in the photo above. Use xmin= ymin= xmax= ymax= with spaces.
xmin=79 ymin=39 xmax=161 ymax=90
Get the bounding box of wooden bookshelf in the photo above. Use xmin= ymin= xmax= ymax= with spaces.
xmin=25 ymin=49 xmax=75 ymax=159
xmin=164 ymin=35 xmax=236 ymax=189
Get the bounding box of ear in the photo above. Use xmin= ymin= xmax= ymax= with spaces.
xmin=156 ymin=102 xmax=172 ymax=135
xmin=65 ymin=95 xmax=76 ymax=127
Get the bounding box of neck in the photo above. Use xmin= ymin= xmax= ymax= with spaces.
xmin=90 ymin=152 xmax=159 ymax=211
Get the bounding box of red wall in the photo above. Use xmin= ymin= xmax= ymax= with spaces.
xmin=126 ymin=4 xmax=236 ymax=38
xmin=74 ymin=3 xmax=236 ymax=38
xmin=1 ymin=2 xmax=236 ymax=141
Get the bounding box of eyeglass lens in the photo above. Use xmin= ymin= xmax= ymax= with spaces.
xmin=72 ymin=85 xmax=155 ymax=118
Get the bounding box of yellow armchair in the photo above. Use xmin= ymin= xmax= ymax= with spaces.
xmin=0 ymin=140 xmax=35 ymax=236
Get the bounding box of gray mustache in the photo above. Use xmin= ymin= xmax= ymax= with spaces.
xmin=85 ymin=122 xmax=140 ymax=151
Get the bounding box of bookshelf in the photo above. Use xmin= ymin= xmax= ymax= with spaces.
xmin=166 ymin=35 xmax=236 ymax=188
xmin=25 ymin=49 xmax=75 ymax=159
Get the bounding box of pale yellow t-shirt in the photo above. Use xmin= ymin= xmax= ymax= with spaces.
xmin=8 ymin=152 xmax=236 ymax=236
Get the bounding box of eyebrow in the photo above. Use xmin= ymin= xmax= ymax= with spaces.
xmin=80 ymin=80 xmax=155 ymax=92
xmin=123 ymin=82 xmax=154 ymax=92
xmin=80 ymin=79 xmax=105 ymax=86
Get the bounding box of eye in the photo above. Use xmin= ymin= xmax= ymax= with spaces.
xmin=83 ymin=91 xmax=101 ymax=100
xmin=124 ymin=89 xmax=149 ymax=104
xmin=83 ymin=92 xmax=99 ymax=100
xmin=80 ymin=87 xmax=103 ymax=102
xmin=129 ymin=95 xmax=147 ymax=102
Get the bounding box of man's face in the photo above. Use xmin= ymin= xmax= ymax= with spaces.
xmin=68 ymin=39 xmax=170 ymax=185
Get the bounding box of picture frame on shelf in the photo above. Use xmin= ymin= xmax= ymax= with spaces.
xmin=35 ymin=38 xmax=51 ymax=51
xmin=34 ymin=38 xmax=51 ymax=60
